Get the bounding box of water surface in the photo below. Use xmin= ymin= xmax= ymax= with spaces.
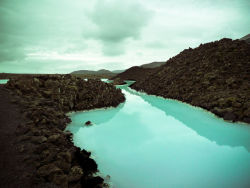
xmin=67 ymin=83 xmax=250 ymax=188
xmin=0 ymin=79 xmax=9 ymax=84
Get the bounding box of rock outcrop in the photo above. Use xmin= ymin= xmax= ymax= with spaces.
xmin=131 ymin=38 xmax=250 ymax=124
xmin=112 ymin=66 xmax=155 ymax=82
xmin=112 ymin=78 xmax=126 ymax=85
xmin=240 ymin=33 xmax=250 ymax=44
xmin=5 ymin=75 xmax=125 ymax=187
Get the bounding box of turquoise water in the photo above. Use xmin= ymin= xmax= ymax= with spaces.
xmin=101 ymin=78 xmax=113 ymax=83
xmin=0 ymin=79 xmax=9 ymax=84
xmin=67 ymin=82 xmax=250 ymax=188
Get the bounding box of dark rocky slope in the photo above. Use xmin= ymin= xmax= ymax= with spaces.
xmin=140 ymin=61 xmax=165 ymax=68
xmin=240 ymin=34 xmax=250 ymax=44
xmin=5 ymin=75 xmax=125 ymax=187
xmin=131 ymin=38 xmax=250 ymax=124
xmin=112 ymin=66 xmax=155 ymax=82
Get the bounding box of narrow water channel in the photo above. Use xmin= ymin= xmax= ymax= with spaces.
xmin=0 ymin=79 xmax=9 ymax=84
xmin=66 ymin=82 xmax=250 ymax=188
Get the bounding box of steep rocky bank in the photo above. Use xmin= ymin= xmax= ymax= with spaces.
xmin=4 ymin=75 xmax=125 ymax=187
xmin=131 ymin=38 xmax=250 ymax=124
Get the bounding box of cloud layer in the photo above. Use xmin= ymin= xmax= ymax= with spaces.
xmin=0 ymin=0 xmax=249 ymax=73
xmin=83 ymin=0 xmax=152 ymax=55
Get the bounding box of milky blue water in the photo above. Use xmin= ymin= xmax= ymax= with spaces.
xmin=0 ymin=79 xmax=9 ymax=84
xmin=67 ymin=82 xmax=250 ymax=188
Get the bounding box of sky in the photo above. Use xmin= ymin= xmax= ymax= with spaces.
xmin=0 ymin=0 xmax=249 ymax=73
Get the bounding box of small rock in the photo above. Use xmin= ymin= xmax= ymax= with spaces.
xmin=83 ymin=176 xmax=104 ymax=187
xmin=37 ymin=164 xmax=62 ymax=177
xmin=47 ymin=134 xmax=60 ymax=143
xmin=43 ymin=90 xmax=52 ymax=98
xmin=68 ymin=166 xmax=84 ymax=182
xmin=224 ymin=112 xmax=236 ymax=121
xmin=85 ymin=121 xmax=92 ymax=126
xmin=52 ymin=174 xmax=68 ymax=188
xmin=31 ymin=136 xmax=47 ymax=144
xmin=243 ymin=117 xmax=250 ymax=124
xmin=54 ymin=159 xmax=71 ymax=173
xmin=57 ymin=151 xmax=72 ymax=163
xmin=64 ymin=131 xmax=73 ymax=140
xmin=18 ymin=135 xmax=31 ymax=142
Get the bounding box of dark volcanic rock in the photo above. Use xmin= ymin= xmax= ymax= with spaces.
xmin=85 ymin=121 xmax=92 ymax=126
xmin=131 ymin=38 xmax=250 ymax=124
xmin=112 ymin=78 xmax=126 ymax=85
xmin=112 ymin=66 xmax=155 ymax=82
xmin=5 ymin=75 xmax=125 ymax=187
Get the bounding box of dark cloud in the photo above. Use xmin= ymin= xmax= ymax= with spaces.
xmin=0 ymin=0 xmax=249 ymax=73
xmin=83 ymin=0 xmax=152 ymax=56
xmin=0 ymin=0 xmax=88 ymax=63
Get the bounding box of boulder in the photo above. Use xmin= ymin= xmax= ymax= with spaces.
xmin=37 ymin=164 xmax=62 ymax=177
xmin=43 ymin=90 xmax=53 ymax=98
xmin=31 ymin=136 xmax=47 ymax=144
xmin=223 ymin=112 xmax=236 ymax=121
xmin=54 ymin=159 xmax=71 ymax=173
xmin=82 ymin=176 xmax=104 ymax=188
xmin=57 ymin=151 xmax=72 ymax=163
xmin=52 ymin=174 xmax=68 ymax=188
xmin=47 ymin=134 xmax=61 ymax=143
xmin=68 ymin=166 xmax=84 ymax=183
xmin=85 ymin=121 xmax=92 ymax=126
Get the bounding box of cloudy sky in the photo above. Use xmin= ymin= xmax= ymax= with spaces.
xmin=0 ymin=0 xmax=249 ymax=73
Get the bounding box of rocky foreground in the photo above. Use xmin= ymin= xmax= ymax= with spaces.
xmin=130 ymin=38 xmax=250 ymax=124
xmin=4 ymin=75 xmax=125 ymax=187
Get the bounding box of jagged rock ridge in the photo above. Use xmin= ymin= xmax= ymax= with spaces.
xmin=131 ymin=38 xmax=250 ymax=124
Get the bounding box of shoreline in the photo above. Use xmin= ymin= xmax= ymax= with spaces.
xmin=131 ymin=84 xmax=250 ymax=125
xmin=114 ymin=39 xmax=250 ymax=125
xmin=127 ymin=84 xmax=249 ymax=126
xmin=2 ymin=75 xmax=125 ymax=187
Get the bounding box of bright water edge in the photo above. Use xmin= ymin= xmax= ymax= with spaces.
xmin=0 ymin=79 xmax=9 ymax=84
xmin=67 ymin=83 xmax=250 ymax=188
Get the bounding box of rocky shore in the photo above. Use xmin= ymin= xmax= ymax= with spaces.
xmin=130 ymin=38 xmax=250 ymax=124
xmin=4 ymin=75 xmax=125 ymax=187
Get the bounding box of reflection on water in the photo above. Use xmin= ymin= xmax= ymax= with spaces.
xmin=67 ymin=103 xmax=124 ymax=133
xmin=67 ymin=84 xmax=250 ymax=188
xmin=123 ymin=87 xmax=250 ymax=152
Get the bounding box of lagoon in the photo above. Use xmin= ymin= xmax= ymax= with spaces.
xmin=67 ymin=82 xmax=250 ymax=188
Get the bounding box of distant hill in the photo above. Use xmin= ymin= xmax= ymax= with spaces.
xmin=71 ymin=69 xmax=114 ymax=75
xmin=131 ymin=38 xmax=250 ymax=124
xmin=71 ymin=69 xmax=125 ymax=75
xmin=112 ymin=61 xmax=165 ymax=81
xmin=112 ymin=66 xmax=155 ymax=81
xmin=70 ymin=62 xmax=164 ymax=76
xmin=240 ymin=34 xmax=250 ymax=44
xmin=112 ymin=70 xmax=125 ymax=74
xmin=140 ymin=61 xmax=165 ymax=68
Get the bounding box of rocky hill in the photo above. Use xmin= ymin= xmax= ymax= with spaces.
xmin=131 ymin=38 xmax=250 ymax=124
xmin=112 ymin=69 xmax=124 ymax=74
xmin=240 ymin=34 xmax=250 ymax=44
xmin=140 ymin=61 xmax=165 ymax=68
xmin=5 ymin=75 xmax=125 ymax=187
xmin=112 ymin=66 xmax=155 ymax=82
xmin=71 ymin=69 xmax=116 ymax=77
